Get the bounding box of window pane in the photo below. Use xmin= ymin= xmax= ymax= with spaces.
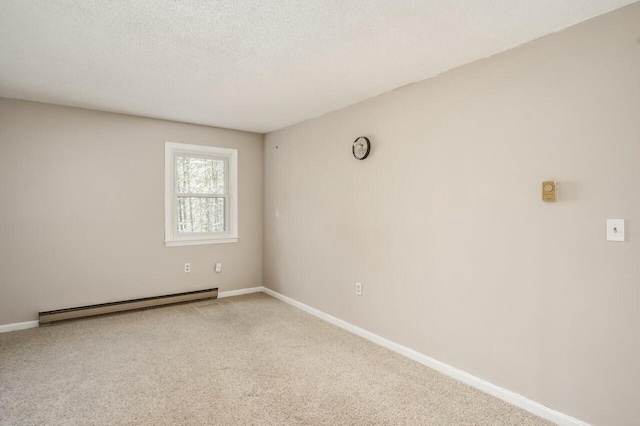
xmin=176 ymin=156 xmax=225 ymax=194
xmin=177 ymin=197 xmax=225 ymax=233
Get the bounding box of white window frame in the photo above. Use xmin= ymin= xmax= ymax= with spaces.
xmin=165 ymin=142 xmax=238 ymax=247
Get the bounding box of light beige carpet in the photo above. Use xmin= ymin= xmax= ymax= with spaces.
xmin=0 ymin=293 xmax=553 ymax=426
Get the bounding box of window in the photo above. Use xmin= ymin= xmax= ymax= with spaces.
xmin=165 ymin=142 xmax=238 ymax=246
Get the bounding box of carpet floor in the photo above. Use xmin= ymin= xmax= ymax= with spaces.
xmin=0 ymin=293 xmax=553 ymax=426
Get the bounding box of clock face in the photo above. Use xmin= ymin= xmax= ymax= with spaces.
xmin=353 ymin=136 xmax=370 ymax=160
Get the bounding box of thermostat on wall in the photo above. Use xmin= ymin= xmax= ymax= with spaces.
xmin=542 ymin=181 xmax=557 ymax=202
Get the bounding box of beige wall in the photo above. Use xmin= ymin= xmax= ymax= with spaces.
xmin=264 ymin=4 xmax=640 ymax=426
xmin=0 ymin=99 xmax=263 ymax=324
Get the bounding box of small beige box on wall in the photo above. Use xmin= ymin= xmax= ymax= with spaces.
xmin=542 ymin=181 xmax=557 ymax=202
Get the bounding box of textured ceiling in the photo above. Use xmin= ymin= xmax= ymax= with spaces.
xmin=0 ymin=0 xmax=636 ymax=133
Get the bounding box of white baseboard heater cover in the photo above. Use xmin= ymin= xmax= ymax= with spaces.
xmin=39 ymin=288 xmax=218 ymax=325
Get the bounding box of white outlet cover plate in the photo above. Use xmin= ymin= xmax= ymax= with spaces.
xmin=606 ymin=219 xmax=625 ymax=242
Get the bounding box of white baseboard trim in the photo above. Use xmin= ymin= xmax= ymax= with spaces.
xmin=218 ymin=286 xmax=263 ymax=298
xmin=0 ymin=286 xmax=591 ymax=426
xmin=0 ymin=320 xmax=39 ymax=334
xmin=260 ymin=286 xmax=590 ymax=426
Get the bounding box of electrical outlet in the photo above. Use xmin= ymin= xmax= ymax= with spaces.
xmin=215 ymin=263 xmax=222 ymax=273
xmin=184 ymin=263 xmax=191 ymax=273
xmin=355 ymin=282 xmax=362 ymax=296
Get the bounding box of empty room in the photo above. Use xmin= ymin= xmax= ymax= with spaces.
xmin=0 ymin=1 xmax=638 ymax=425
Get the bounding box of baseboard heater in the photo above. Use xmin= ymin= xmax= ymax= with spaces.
xmin=38 ymin=287 xmax=218 ymax=325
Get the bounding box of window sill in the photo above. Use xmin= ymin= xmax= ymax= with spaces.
xmin=165 ymin=237 xmax=239 ymax=247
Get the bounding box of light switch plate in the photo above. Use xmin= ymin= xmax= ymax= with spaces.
xmin=606 ymin=219 xmax=625 ymax=242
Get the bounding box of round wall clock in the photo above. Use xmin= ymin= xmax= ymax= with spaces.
xmin=352 ymin=136 xmax=370 ymax=160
